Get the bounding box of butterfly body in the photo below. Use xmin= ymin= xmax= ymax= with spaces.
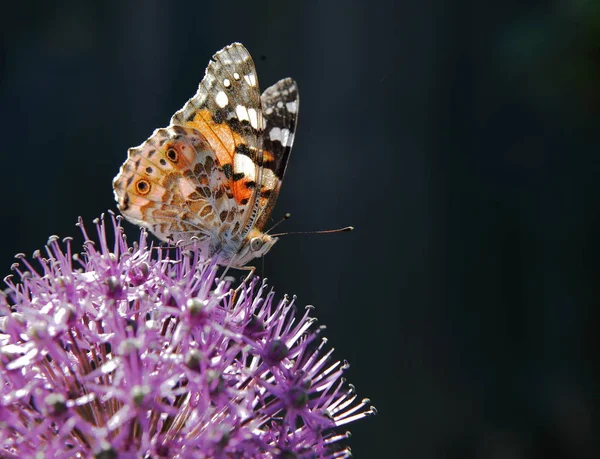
xmin=113 ymin=43 xmax=298 ymax=267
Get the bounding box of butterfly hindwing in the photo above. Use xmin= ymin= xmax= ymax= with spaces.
xmin=113 ymin=126 xmax=242 ymax=257
xmin=254 ymin=78 xmax=299 ymax=230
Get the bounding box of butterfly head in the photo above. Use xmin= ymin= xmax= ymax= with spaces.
xmin=228 ymin=228 xmax=278 ymax=268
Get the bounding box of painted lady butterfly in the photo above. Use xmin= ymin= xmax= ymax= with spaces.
xmin=113 ymin=43 xmax=298 ymax=268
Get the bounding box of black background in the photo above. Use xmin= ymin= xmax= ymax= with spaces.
xmin=1 ymin=1 xmax=599 ymax=457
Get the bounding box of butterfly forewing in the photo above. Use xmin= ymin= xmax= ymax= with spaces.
xmin=170 ymin=43 xmax=265 ymax=235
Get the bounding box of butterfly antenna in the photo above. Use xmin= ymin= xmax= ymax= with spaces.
xmin=270 ymin=226 xmax=354 ymax=238
xmin=265 ymin=213 xmax=292 ymax=234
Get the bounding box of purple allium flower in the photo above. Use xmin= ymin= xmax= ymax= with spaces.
xmin=0 ymin=213 xmax=375 ymax=458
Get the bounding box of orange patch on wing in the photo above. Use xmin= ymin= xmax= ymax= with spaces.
xmin=259 ymin=195 xmax=270 ymax=208
xmin=262 ymin=150 xmax=275 ymax=162
xmin=233 ymin=178 xmax=254 ymax=205
xmin=185 ymin=109 xmax=245 ymax=169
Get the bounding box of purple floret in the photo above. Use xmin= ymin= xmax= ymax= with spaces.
xmin=0 ymin=213 xmax=374 ymax=458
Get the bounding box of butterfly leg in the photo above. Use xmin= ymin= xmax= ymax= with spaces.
xmin=231 ymin=266 xmax=256 ymax=305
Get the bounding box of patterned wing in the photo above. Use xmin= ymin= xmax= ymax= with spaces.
xmin=113 ymin=126 xmax=241 ymax=259
xmin=170 ymin=42 xmax=265 ymax=237
xmin=254 ymin=78 xmax=299 ymax=230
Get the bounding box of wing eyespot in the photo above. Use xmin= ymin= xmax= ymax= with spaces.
xmin=136 ymin=179 xmax=151 ymax=195
xmin=166 ymin=148 xmax=179 ymax=163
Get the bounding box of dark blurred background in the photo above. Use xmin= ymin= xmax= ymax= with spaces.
xmin=1 ymin=1 xmax=599 ymax=457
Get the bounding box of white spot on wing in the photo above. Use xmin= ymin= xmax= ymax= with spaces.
xmin=260 ymin=168 xmax=278 ymax=190
xmin=248 ymin=108 xmax=259 ymax=129
xmin=233 ymin=72 xmax=241 ymax=80
xmin=235 ymin=105 xmax=250 ymax=123
xmin=276 ymin=101 xmax=284 ymax=108
xmin=215 ymin=91 xmax=228 ymax=108
xmin=244 ymin=73 xmax=257 ymax=87
xmin=234 ymin=153 xmax=256 ymax=181
xmin=223 ymin=78 xmax=231 ymax=88
xmin=286 ymin=101 xmax=297 ymax=113
xmin=269 ymin=127 xmax=292 ymax=146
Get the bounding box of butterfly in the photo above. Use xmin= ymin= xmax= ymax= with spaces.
xmin=113 ymin=43 xmax=298 ymax=268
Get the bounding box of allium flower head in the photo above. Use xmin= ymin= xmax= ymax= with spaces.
xmin=0 ymin=213 xmax=374 ymax=458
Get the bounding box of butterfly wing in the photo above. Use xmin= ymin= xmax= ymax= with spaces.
xmin=112 ymin=126 xmax=240 ymax=259
xmin=254 ymin=78 xmax=299 ymax=230
xmin=114 ymin=43 xmax=297 ymax=265
xmin=114 ymin=43 xmax=267 ymax=256
xmin=170 ymin=42 xmax=265 ymax=237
